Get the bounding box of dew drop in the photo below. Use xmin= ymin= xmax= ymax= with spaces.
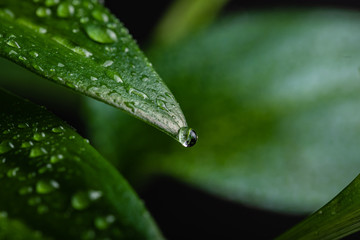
xmin=30 ymin=51 xmax=39 ymax=58
xmin=51 ymin=126 xmax=65 ymax=133
xmin=80 ymin=17 xmax=89 ymax=24
xmin=7 ymin=167 xmax=19 ymax=178
xmin=57 ymin=3 xmax=75 ymax=18
xmin=50 ymin=154 xmax=64 ymax=163
xmin=85 ymin=25 xmax=117 ymax=44
xmin=73 ymin=46 xmax=93 ymax=57
xmin=114 ymin=74 xmax=123 ymax=83
xmin=45 ymin=0 xmax=59 ymax=7
xmin=36 ymin=179 xmax=59 ymax=194
xmin=21 ymin=141 xmax=34 ymax=148
xmin=38 ymin=164 xmax=52 ymax=174
xmin=91 ymin=9 xmax=108 ymax=23
xmin=177 ymin=127 xmax=198 ymax=147
xmin=33 ymin=132 xmax=47 ymax=141
xmin=102 ymin=60 xmax=113 ymax=67
xmin=141 ymin=75 xmax=149 ymax=82
xmin=128 ymin=88 xmax=148 ymax=99
xmin=94 ymin=215 xmax=115 ymax=230
xmin=18 ymin=186 xmax=33 ymax=195
xmin=6 ymin=39 xmax=20 ymax=48
xmin=90 ymin=76 xmax=98 ymax=81
xmin=71 ymin=191 xmax=90 ymax=210
xmin=18 ymin=56 xmax=27 ymax=61
xmin=28 ymin=196 xmax=41 ymax=206
xmin=36 ymin=7 xmax=51 ymax=18
xmin=0 ymin=140 xmax=15 ymax=154
xmin=18 ymin=123 xmax=29 ymax=129
xmin=29 ymin=146 xmax=48 ymax=158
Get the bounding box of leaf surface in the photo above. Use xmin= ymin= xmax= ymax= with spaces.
xmin=0 ymin=0 xmax=194 ymax=146
xmin=86 ymin=9 xmax=360 ymax=213
xmin=0 ymin=88 xmax=164 ymax=239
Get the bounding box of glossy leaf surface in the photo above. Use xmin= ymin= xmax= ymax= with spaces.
xmin=0 ymin=0 xmax=193 ymax=146
xmin=86 ymin=9 xmax=360 ymax=213
xmin=0 ymin=89 xmax=164 ymax=239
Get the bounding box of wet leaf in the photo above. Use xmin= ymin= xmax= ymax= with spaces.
xmin=85 ymin=9 xmax=360 ymax=213
xmin=0 ymin=0 xmax=195 ymax=146
xmin=277 ymin=174 xmax=360 ymax=239
xmin=0 ymin=88 xmax=164 ymax=239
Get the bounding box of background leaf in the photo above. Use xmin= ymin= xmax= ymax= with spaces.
xmin=0 ymin=0 xmax=194 ymax=145
xmin=0 ymin=89 xmax=164 ymax=240
xmin=277 ymin=174 xmax=360 ymax=239
xmin=85 ymin=8 xmax=360 ymax=214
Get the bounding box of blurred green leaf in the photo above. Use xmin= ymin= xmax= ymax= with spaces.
xmin=277 ymin=174 xmax=360 ymax=239
xmin=0 ymin=0 xmax=193 ymax=146
xmin=85 ymin=9 xmax=360 ymax=214
xmin=0 ymin=89 xmax=164 ymax=239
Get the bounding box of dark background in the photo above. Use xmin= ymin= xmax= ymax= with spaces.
xmin=96 ymin=1 xmax=360 ymax=239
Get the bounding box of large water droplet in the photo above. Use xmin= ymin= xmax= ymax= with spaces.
xmin=36 ymin=179 xmax=59 ymax=194
xmin=57 ymin=3 xmax=75 ymax=18
xmin=177 ymin=127 xmax=198 ymax=147
xmin=0 ymin=140 xmax=14 ymax=154
xmin=29 ymin=146 xmax=48 ymax=158
xmin=85 ymin=25 xmax=117 ymax=43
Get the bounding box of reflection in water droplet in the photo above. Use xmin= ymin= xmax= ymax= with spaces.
xmin=177 ymin=127 xmax=198 ymax=147
xmin=0 ymin=140 xmax=14 ymax=154
xmin=36 ymin=7 xmax=52 ymax=18
xmin=85 ymin=25 xmax=117 ymax=43
xmin=29 ymin=146 xmax=48 ymax=158
xmin=57 ymin=3 xmax=75 ymax=18
xmin=36 ymin=180 xmax=59 ymax=194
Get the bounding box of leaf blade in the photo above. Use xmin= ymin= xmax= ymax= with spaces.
xmin=0 ymin=0 xmax=194 ymax=145
xmin=0 ymin=88 xmax=164 ymax=239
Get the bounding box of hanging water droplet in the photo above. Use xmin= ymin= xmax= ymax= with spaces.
xmin=102 ymin=60 xmax=113 ymax=67
xmin=128 ymin=88 xmax=148 ymax=99
xmin=7 ymin=167 xmax=19 ymax=178
xmin=177 ymin=127 xmax=198 ymax=147
xmin=85 ymin=24 xmax=117 ymax=43
xmin=57 ymin=3 xmax=75 ymax=18
xmin=91 ymin=9 xmax=109 ymax=23
xmin=6 ymin=39 xmax=20 ymax=48
xmin=33 ymin=132 xmax=47 ymax=141
xmin=45 ymin=0 xmax=59 ymax=7
xmin=21 ymin=141 xmax=34 ymax=148
xmin=29 ymin=146 xmax=48 ymax=158
xmin=36 ymin=7 xmax=52 ymax=18
xmin=0 ymin=140 xmax=15 ymax=154
xmin=36 ymin=179 xmax=59 ymax=194
xmin=18 ymin=186 xmax=33 ymax=195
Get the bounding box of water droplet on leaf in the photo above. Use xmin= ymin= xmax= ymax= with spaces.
xmin=85 ymin=24 xmax=117 ymax=43
xmin=57 ymin=3 xmax=75 ymax=18
xmin=29 ymin=146 xmax=48 ymax=158
xmin=36 ymin=7 xmax=52 ymax=18
xmin=36 ymin=179 xmax=59 ymax=194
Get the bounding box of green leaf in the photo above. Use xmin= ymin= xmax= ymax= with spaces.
xmin=85 ymin=9 xmax=360 ymax=213
xmin=0 ymin=88 xmax=164 ymax=239
xmin=277 ymin=174 xmax=360 ymax=239
xmin=0 ymin=0 xmax=196 ymax=147
xmin=152 ymin=0 xmax=229 ymax=47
